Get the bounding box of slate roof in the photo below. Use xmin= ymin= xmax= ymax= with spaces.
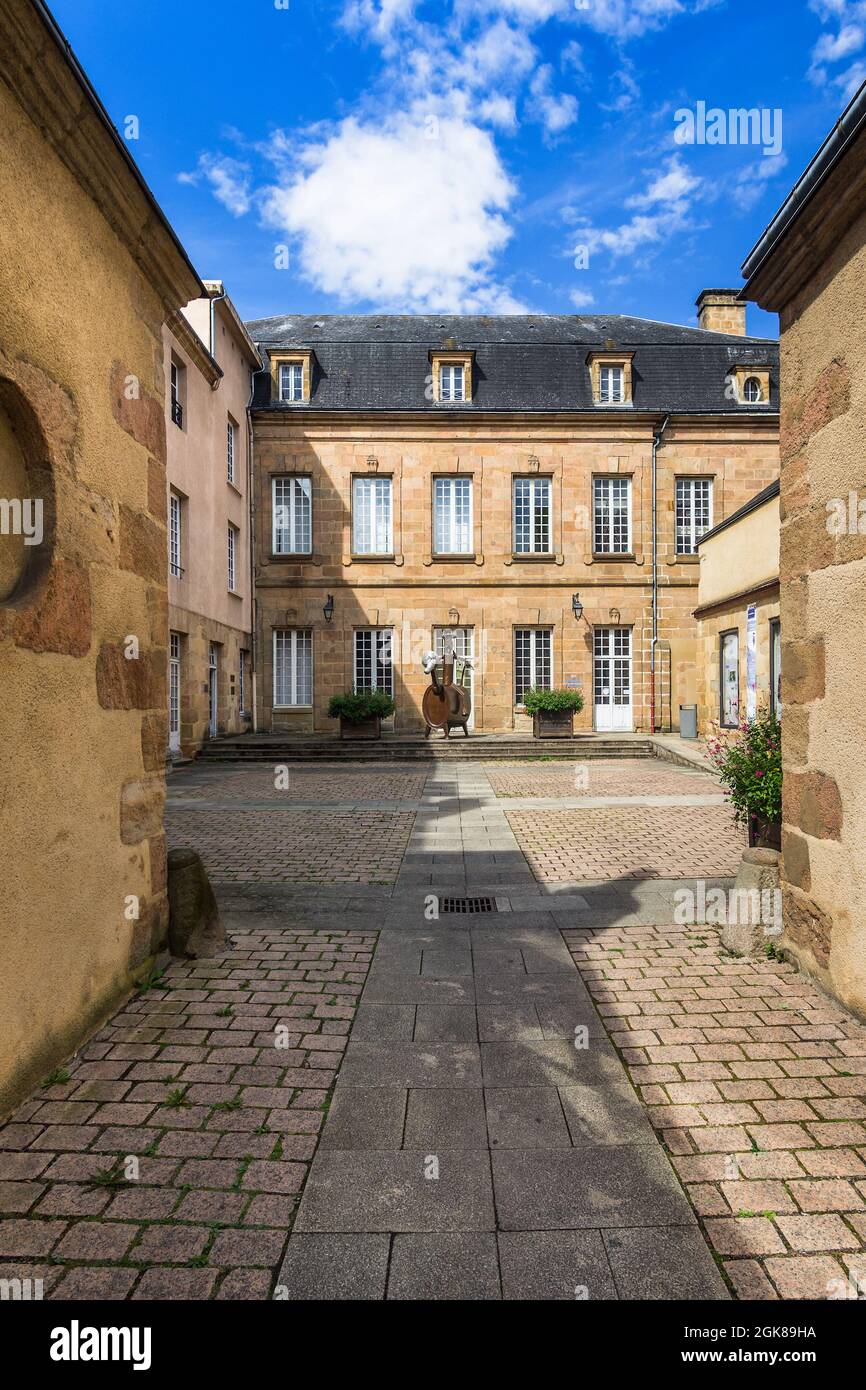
xmin=246 ymin=313 xmax=779 ymax=415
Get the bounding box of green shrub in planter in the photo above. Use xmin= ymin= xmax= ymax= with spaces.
xmin=327 ymin=690 xmax=396 ymax=722
xmin=706 ymin=713 xmax=781 ymax=830
xmin=521 ymin=687 xmax=585 ymax=716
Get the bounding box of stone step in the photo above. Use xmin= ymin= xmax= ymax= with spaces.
xmin=195 ymin=736 xmax=655 ymax=763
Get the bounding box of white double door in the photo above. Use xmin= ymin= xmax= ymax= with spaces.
xmin=594 ymin=626 xmax=633 ymax=732
xmin=433 ymin=627 xmax=475 ymax=729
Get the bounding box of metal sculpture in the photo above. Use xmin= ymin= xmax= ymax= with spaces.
xmin=421 ymin=645 xmax=473 ymax=739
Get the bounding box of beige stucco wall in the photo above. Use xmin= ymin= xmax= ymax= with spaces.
xmin=771 ymin=202 xmax=866 ymax=1019
xmin=694 ymin=494 xmax=781 ymax=734
xmin=0 ymin=42 xmax=198 ymax=1115
xmin=165 ymin=296 xmax=253 ymax=756
xmin=698 ymin=493 xmax=780 ymax=608
xmin=253 ymin=413 xmax=778 ymax=733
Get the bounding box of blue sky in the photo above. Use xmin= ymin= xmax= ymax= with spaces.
xmin=52 ymin=0 xmax=866 ymax=337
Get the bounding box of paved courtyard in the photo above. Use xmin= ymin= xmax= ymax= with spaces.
xmin=1 ymin=752 xmax=864 ymax=1299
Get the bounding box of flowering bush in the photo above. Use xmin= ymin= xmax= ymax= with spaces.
xmin=706 ymin=713 xmax=781 ymax=828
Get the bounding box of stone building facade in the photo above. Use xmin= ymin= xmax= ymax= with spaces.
xmin=165 ymin=284 xmax=259 ymax=758
xmin=248 ymin=301 xmax=780 ymax=736
xmin=694 ymin=480 xmax=781 ymax=735
xmin=742 ymin=79 xmax=866 ymax=1020
xmin=0 ymin=0 xmax=202 ymax=1113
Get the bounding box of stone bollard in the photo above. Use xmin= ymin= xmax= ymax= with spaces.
xmin=167 ymin=847 xmax=227 ymax=959
xmin=721 ymin=847 xmax=781 ymax=956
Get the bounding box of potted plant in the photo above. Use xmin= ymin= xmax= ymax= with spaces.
xmin=522 ymin=687 xmax=585 ymax=739
xmin=328 ymin=690 xmax=396 ymax=741
xmin=706 ymin=713 xmax=782 ymax=849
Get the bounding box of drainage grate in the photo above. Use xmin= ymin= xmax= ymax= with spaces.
xmin=441 ymin=896 xmax=496 ymax=914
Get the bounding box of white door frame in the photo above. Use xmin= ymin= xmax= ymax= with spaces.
xmin=433 ymin=626 xmax=475 ymax=729
xmin=208 ymin=643 xmax=218 ymax=738
xmin=593 ymin=626 xmax=633 ymax=732
xmin=169 ymin=632 xmax=181 ymax=753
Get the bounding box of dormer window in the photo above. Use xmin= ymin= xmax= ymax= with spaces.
xmin=279 ymin=363 xmax=303 ymax=402
xmin=730 ymin=363 xmax=771 ymax=406
xmin=271 ymin=351 xmax=314 ymax=405
xmin=430 ymin=350 xmax=473 ymax=404
xmin=600 ymin=365 xmax=624 ymax=404
xmin=440 ymin=363 xmax=464 ymax=402
xmin=743 ymin=376 xmax=762 ymax=403
xmin=587 ymin=350 xmax=634 ymax=407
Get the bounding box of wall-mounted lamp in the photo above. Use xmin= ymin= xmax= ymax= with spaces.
xmin=572 ymin=593 xmax=584 ymax=622
xmin=323 ymin=594 xmax=335 ymax=623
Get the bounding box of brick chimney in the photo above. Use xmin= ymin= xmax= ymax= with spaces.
xmin=695 ymin=289 xmax=747 ymax=336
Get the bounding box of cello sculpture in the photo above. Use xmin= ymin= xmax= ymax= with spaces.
xmin=421 ymin=648 xmax=472 ymax=739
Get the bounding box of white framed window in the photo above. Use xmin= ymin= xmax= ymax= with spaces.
xmin=227 ymin=524 xmax=237 ymax=591
xmin=239 ymin=649 xmax=247 ymax=715
xmin=434 ymin=476 xmax=473 ymax=555
xmin=593 ymin=476 xmax=631 ymax=554
xmin=353 ymin=476 xmax=393 ymax=555
xmin=272 ymin=476 xmax=312 ymax=555
xmin=743 ymin=376 xmax=762 ymax=403
xmin=513 ymin=477 xmax=552 ymax=554
xmin=169 ymin=492 xmax=183 ymax=577
xmin=676 ymin=478 xmax=713 ymax=555
xmin=227 ymin=419 xmax=236 ymax=483
xmin=279 ymin=362 xmax=304 ymax=403
xmin=439 ymin=363 xmax=465 ymax=402
xmin=514 ymin=628 xmax=552 ymax=704
xmin=273 ymin=628 xmax=312 ymax=707
xmin=170 ymin=357 xmax=185 ymax=427
xmin=354 ymin=629 xmax=394 ymax=696
xmin=599 ymin=364 xmax=624 ymax=404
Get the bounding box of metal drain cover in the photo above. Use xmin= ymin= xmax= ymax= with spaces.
xmin=441 ymin=896 xmax=496 ymax=914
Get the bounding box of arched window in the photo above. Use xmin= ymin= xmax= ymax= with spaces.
xmin=743 ymin=376 xmax=762 ymax=403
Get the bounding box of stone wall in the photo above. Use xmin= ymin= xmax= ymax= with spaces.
xmin=252 ymin=414 xmax=779 ymax=732
xmin=773 ymin=205 xmax=866 ymax=1018
xmin=0 ymin=6 xmax=200 ymax=1115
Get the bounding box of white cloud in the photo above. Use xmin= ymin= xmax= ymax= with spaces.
xmin=731 ymin=151 xmax=790 ymax=211
xmin=177 ymin=154 xmax=252 ymax=216
xmin=260 ymin=112 xmax=526 ymax=312
xmin=625 ymin=155 xmax=701 ymax=208
xmin=813 ymin=20 xmax=865 ymax=60
xmin=569 ymin=287 xmax=595 ymax=309
xmin=528 ymin=64 xmax=579 ymax=136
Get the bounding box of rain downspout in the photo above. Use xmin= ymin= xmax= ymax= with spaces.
xmin=651 ymin=413 xmax=670 ymax=734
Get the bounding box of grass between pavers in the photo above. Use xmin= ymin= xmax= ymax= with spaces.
xmin=562 ymin=923 xmax=866 ymax=1302
xmin=0 ymin=929 xmax=378 ymax=1300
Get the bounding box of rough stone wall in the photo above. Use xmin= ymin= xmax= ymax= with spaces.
xmin=775 ymin=206 xmax=866 ymax=1018
xmin=695 ymin=593 xmax=780 ymax=735
xmin=252 ymin=415 xmax=779 ymax=733
xmin=0 ymin=78 xmax=177 ymax=1115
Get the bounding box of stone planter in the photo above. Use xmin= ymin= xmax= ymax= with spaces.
xmin=720 ymin=847 xmax=782 ymax=956
xmin=533 ymin=710 xmax=574 ymax=739
xmin=748 ymin=813 xmax=782 ymax=851
xmin=339 ymin=715 xmax=381 ymax=741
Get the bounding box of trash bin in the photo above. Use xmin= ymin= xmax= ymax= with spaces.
xmin=679 ymin=704 xmax=698 ymax=740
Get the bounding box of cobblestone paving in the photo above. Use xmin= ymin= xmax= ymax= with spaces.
xmin=169 ymin=764 xmax=427 ymax=804
xmin=166 ymin=809 xmax=415 ymax=884
xmin=0 ymin=929 xmax=374 ymax=1300
xmin=486 ymin=759 xmax=721 ymax=800
xmin=563 ymin=923 xmax=866 ymax=1300
xmin=507 ymin=806 xmax=744 ymax=882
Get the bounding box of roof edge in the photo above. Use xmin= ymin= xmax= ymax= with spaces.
xmin=698 ymin=478 xmax=780 ymax=546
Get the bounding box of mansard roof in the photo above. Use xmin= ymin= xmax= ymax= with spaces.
xmin=246 ymin=313 xmax=779 ymax=414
